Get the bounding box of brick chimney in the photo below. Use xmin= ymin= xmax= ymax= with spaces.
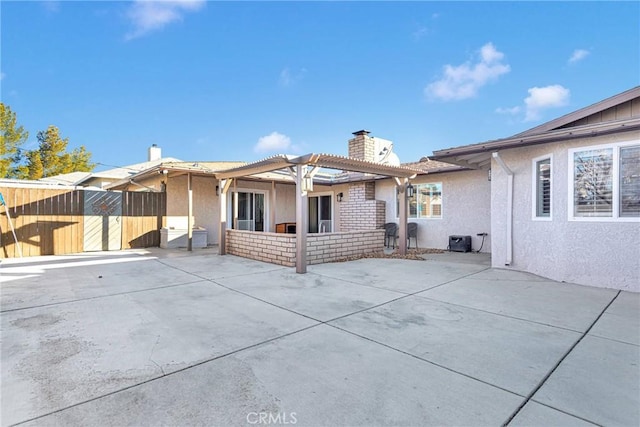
xmin=340 ymin=130 xmax=386 ymax=231
xmin=348 ymin=130 xmax=376 ymax=162
xmin=148 ymin=144 xmax=162 ymax=161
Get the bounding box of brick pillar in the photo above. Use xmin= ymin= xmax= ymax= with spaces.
xmin=339 ymin=181 xmax=386 ymax=231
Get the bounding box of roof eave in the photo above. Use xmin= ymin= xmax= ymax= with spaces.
xmin=432 ymin=118 xmax=640 ymax=160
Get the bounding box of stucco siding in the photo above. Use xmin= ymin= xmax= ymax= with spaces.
xmin=490 ymin=130 xmax=640 ymax=291
xmin=376 ymin=170 xmax=491 ymax=252
xmin=166 ymin=175 xmax=218 ymax=245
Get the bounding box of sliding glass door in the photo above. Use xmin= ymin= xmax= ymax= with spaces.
xmin=309 ymin=194 xmax=332 ymax=233
xmin=233 ymin=191 xmax=265 ymax=232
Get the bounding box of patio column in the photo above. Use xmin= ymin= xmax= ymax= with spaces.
xmin=295 ymin=164 xmax=309 ymax=273
xmin=270 ymin=180 xmax=276 ymax=232
xmin=187 ymin=172 xmax=193 ymax=251
xmin=398 ymin=182 xmax=408 ymax=255
xmin=218 ymin=179 xmax=231 ymax=255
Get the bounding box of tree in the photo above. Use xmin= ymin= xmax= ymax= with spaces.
xmin=18 ymin=125 xmax=95 ymax=179
xmin=0 ymin=102 xmax=29 ymax=178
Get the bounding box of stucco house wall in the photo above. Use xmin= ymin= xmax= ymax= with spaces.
xmin=376 ymin=169 xmax=491 ymax=252
xmin=166 ymin=175 xmax=218 ymax=244
xmin=490 ymin=130 xmax=640 ymax=291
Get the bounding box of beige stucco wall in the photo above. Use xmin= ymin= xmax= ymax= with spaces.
xmin=490 ymin=130 xmax=640 ymax=291
xmin=166 ymin=175 xmax=219 ymax=245
xmin=376 ymin=170 xmax=492 ymax=252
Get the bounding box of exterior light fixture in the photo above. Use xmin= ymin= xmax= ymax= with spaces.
xmin=337 ymin=192 xmax=344 ymax=202
xmin=406 ymin=184 xmax=415 ymax=198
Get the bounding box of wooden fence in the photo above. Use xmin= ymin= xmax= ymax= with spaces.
xmin=0 ymin=187 xmax=166 ymax=258
xmin=121 ymin=191 xmax=166 ymax=249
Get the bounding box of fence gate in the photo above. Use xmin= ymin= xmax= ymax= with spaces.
xmin=83 ymin=191 xmax=122 ymax=251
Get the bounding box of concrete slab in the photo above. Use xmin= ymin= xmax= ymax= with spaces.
xmin=533 ymin=335 xmax=640 ymax=426
xmin=420 ymin=251 xmax=492 ymax=266
xmin=215 ymin=269 xmax=403 ymax=321
xmin=466 ymin=268 xmax=553 ymax=282
xmin=156 ymin=252 xmax=289 ymax=280
xmin=510 ymin=401 xmax=598 ymax=426
xmin=589 ymin=291 xmax=640 ymax=345
xmin=419 ymin=275 xmax=618 ymax=331
xmin=308 ymin=258 xmax=488 ymax=294
xmin=1 ymin=281 xmax=316 ymax=426
xmin=0 ymin=251 xmax=198 ymax=311
xmin=330 ymin=296 xmax=580 ymax=395
xmin=21 ymin=325 xmax=523 ymax=427
xmin=2 ymin=249 xmax=638 ymax=426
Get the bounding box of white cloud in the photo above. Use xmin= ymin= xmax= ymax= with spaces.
xmin=125 ymin=0 xmax=205 ymax=40
xmin=425 ymin=42 xmax=510 ymax=101
xmin=524 ymin=85 xmax=570 ymax=121
xmin=279 ymin=67 xmax=307 ymax=87
xmin=495 ymin=106 xmax=521 ymax=115
xmin=0 ymin=72 xmax=5 ymax=81
xmin=568 ymin=49 xmax=590 ymax=64
xmin=254 ymin=132 xmax=292 ymax=153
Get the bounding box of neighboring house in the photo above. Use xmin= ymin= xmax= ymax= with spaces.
xmin=40 ymin=144 xmax=181 ymax=189
xmin=431 ymin=86 xmax=640 ymax=291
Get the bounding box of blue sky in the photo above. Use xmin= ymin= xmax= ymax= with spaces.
xmin=2 ymin=1 xmax=639 ymax=171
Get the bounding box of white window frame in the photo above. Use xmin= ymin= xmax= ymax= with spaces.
xmin=568 ymin=140 xmax=640 ymax=222
xmin=396 ymin=182 xmax=443 ymax=220
xmin=532 ymin=154 xmax=553 ymax=221
xmin=308 ymin=191 xmax=335 ymax=233
xmin=228 ymin=188 xmax=270 ymax=231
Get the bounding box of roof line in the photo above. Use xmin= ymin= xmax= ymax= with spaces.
xmin=513 ymin=86 xmax=640 ymax=138
xmin=431 ymin=117 xmax=640 ymax=158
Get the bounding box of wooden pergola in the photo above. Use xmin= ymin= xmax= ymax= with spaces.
xmin=215 ymin=153 xmax=421 ymax=273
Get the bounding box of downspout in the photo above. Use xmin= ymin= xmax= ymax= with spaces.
xmin=492 ymin=152 xmax=513 ymax=266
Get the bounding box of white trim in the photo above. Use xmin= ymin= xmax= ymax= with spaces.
xmin=568 ymin=139 xmax=640 ymax=222
xmin=531 ymin=153 xmax=553 ymax=221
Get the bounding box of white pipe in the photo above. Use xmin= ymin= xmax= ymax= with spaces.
xmin=492 ymin=152 xmax=513 ymax=266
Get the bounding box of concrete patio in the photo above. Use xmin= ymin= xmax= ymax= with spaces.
xmin=1 ymin=248 xmax=638 ymax=426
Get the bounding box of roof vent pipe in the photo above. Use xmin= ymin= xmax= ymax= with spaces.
xmin=492 ymin=152 xmax=513 ymax=266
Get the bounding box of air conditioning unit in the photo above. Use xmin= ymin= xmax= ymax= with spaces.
xmin=449 ymin=235 xmax=471 ymax=253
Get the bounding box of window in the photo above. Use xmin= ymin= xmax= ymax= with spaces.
xmin=620 ymin=146 xmax=640 ymax=217
xmin=397 ymin=183 xmax=442 ymax=219
xmin=532 ymin=155 xmax=552 ymax=219
xmin=569 ymin=141 xmax=640 ymax=220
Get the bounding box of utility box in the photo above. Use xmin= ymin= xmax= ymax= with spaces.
xmin=449 ymin=235 xmax=472 ymax=253
xmin=160 ymin=227 xmax=208 ymax=249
